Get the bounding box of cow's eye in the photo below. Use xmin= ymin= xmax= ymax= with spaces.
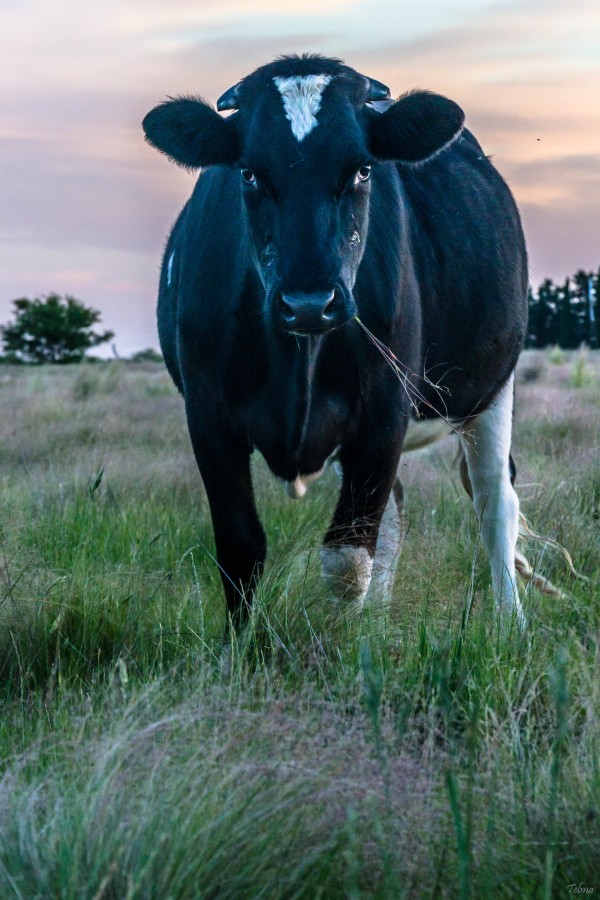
xmin=241 ymin=168 xmax=257 ymax=187
xmin=354 ymin=165 xmax=372 ymax=185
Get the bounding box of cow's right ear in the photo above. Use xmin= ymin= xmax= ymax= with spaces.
xmin=142 ymin=97 xmax=240 ymax=169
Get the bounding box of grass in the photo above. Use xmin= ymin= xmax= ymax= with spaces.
xmin=0 ymin=350 xmax=599 ymax=898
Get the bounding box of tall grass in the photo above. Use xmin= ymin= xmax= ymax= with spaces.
xmin=0 ymin=351 xmax=599 ymax=897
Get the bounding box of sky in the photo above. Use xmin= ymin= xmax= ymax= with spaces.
xmin=0 ymin=0 xmax=598 ymax=356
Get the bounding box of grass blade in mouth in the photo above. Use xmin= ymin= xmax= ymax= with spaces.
xmin=354 ymin=316 xmax=461 ymax=433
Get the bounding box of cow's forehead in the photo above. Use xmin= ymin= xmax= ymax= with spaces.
xmin=238 ymin=62 xmax=369 ymax=169
xmin=273 ymin=74 xmax=333 ymax=143
xmin=237 ymin=56 xmax=368 ymax=126
xmin=238 ymin=55 xmax=368 ymax=98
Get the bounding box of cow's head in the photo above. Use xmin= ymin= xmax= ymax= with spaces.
xmin=143 ymin=55 xmax=464 ymax=335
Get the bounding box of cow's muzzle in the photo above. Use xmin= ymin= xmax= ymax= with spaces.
xmin=276 ymin=290 xmax=351 ymax=334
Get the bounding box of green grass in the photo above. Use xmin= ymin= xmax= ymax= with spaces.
xmin=0 ymin=351 xmax=599 ymax=898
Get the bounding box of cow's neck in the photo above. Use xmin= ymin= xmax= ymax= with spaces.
xmin=286 ymin=333 xmax=322 ymax=457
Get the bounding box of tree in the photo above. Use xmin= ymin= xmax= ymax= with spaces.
xmin=527 ymin=278 xmax=559 ymax=348
xmin=1 ymin=293 xmax=114 ymax=364
xmin=557 ymin=278 xmax=577 ymax=349
xmin=526 ymin=268 xmax=600 ymax=349
xmin=572 ymin=268 xmax=599 ymax=349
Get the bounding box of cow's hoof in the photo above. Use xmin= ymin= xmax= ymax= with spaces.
xmin=496 ymin=600 xmax=527 ymax=633
xmin=321 ymin=545 xmax=373 ymax=608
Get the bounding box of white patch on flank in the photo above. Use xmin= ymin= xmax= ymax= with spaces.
xmin=402 ymin=418 xmax=451 ymax=452
xmin=459 ymin=373 xmax=525 ymax=626
xmin=321 ymin=545 xmax=373 ymax=612
xmin=166 ymin=251 xmax=175 ymax=288
xmin=273 ymin=75 xmax=332 ymax=142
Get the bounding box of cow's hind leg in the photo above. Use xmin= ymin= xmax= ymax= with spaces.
xmin=365 ymin=477 xmax=406 ymax=607
xmin=459 ymin=374 xmax=525 ymax=626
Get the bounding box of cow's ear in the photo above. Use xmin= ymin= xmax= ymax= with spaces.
xmin=143 ymin=97 xmax=240 ymax=169
xmin=367 ymin=90 xmax=464 ymax=163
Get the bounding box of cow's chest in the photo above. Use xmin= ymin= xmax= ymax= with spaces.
xmin=244 ymin=372 xmax=352 ymax=482
xmin=231 ymin=338 xmax=357 ymax=482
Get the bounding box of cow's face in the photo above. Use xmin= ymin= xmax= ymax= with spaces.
xmin=143 ymin=56 xmax=464 ymax=335
xmin=234 ymin=68 xmax=377 ymax=335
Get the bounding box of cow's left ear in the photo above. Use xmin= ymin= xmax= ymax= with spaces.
xmin=143 ymin=97 xmax=240 ymax=169
xmin=367 ymin=90 xmax=464 ymax=163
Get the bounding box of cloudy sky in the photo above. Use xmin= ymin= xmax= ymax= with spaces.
xmin=1 ymin=0 xmax=598 ymax=355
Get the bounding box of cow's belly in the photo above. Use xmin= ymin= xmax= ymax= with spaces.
xmin=264 ymin=417 xmax=452 ymax=501
xmin=249 ymin=383 xmax=456 ymax=484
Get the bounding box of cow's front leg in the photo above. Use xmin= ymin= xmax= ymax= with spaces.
xmin=321 ymin=431 xmax=404 ymax=613
xmin=185 ymin=401 xmax=266 ymax=632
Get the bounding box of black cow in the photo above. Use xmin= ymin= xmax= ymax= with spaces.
xmin=143 ymin=54 xmax=528 ymax=631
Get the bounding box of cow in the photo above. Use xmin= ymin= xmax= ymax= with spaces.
xmin=142 ymin=54 xmax=528 ymax=634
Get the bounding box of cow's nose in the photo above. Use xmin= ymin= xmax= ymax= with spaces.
xmin=277 ymin=290 xmax=339 ymax=333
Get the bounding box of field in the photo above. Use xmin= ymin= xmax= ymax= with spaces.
xmin=0 ymin=348 xmax=598 ymax=898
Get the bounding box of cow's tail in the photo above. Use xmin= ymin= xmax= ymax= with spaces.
xmin=515 ymin=513 xmax=589 ymax=598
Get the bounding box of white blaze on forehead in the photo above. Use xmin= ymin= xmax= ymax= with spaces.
xmin=273 ymin=75 xmax=332 ymax=142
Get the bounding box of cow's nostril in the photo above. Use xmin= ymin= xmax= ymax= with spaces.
xmin=278 ymin=294 xmax=296 ymax=323
xmin=322 ymin=291 xmax=336 ymax=320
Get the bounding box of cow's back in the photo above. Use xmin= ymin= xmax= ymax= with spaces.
xmin=397 ymin=130 xmax=528 ymax=420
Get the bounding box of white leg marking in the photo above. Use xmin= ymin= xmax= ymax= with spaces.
xmin=365 ymin=479 xmax=406 ymax=608
xmin=166 ymin=251 xmax=175 ymax=288
xmin=321 ymin=465 xmax=405 ymax=613
xmin=321 ymin=546 xmax=373 ymax=612
xmin=273 ymin=75 xmax=332 ymax=142
xmin=460 ymin=374 xmax=525 ymax=626
xmin=323 ymin=460 xmax=374 ymax=607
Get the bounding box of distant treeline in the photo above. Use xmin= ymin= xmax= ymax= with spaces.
xmin=526 ymin=268 xmax=599 ymax=349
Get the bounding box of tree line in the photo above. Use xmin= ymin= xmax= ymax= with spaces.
xmin=526 ymin=268 xmax=599 ymax=350
xmin=0 ymin=273 xmax=598 ymax=364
